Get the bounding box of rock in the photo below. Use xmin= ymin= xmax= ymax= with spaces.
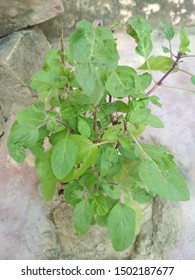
xmin=131 ymin=197 xmax=181 ymax=260
xmin=0 ymin=0 xmax=64 ymax=37
xmin=0 ymin=27 xmax=50 ymax=132
xmin=0 ymin=111 xmax=60 ymax=259
xmin=48 ymin=196 xmax=134 ymax=260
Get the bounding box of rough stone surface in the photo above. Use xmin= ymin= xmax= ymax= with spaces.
xmin=47 ymin=196 xmax=134 ymax=260
xmin=0 ymin=27 xmax=50 ymax=132
xmin=39 ymin=0 xmax=195 ymax=41
xmin=0 ymin=0 xmax=64 ymax=37
xmin=0 ymin=110 xmax=60 ymax=260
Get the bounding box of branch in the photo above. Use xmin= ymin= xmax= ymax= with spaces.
xmin=146 ymin=53 xmax=182 ymax=96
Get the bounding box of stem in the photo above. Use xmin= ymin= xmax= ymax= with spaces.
xmin=146 ymin=53 xmax=182 ymax=96
xmin=161 ymin=84 xmax=195 ymax=93
xmin=178 ymin=68 xmax=193 ymax=76
xmin=56 ymin=120 xmax=68 ymax=129
xmin=182 ymin=55 xmax=195 ymax=58
xmin=93 ymin=109 xmax=98 ymax=136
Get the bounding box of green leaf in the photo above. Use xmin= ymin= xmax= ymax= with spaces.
xmin=191 ymin=75 xmax=195 ymax=85
xmin=114 ymin=101 xmax=130 ymax=113
xmin=69 ymin=20 xmax=119 ymax=68
xmin=78 ymin=117 xmax=91 ymax=138
xmin=16 ymin=107 xmax=45 ymax=127
xmin=7 ymin=121 xmax=39 ymax=163
xmin=107 ymin=203 xmax=136 ymax=251
xmin=139 ymin=56 xmax=173 ymax=72
xmin=51 ymin=134 xmax=79 ymax=180
xmin=49 ymin=130 xmax=68 ymax=145
xmin=100 ymin=146 xmax=119 ymax=177
xmin=69 ymin=20 xmax=119 ymax=104
xmin=127 ymin=17 xmax=153 ymax=58
xmin=162 ymin=46 xmax=170 ymax=53
xmin=163 ymin=22 xmax=174 ymax=40
xmin=62 ymin=135 xmax=98 ymax=182
xmin=30 ymin=141 xmax=44 ymax=158
xmin=64 ymin=181 xmax=83 ymax=206
xmin=130 ymin=203 xmax=143 ymax=235
xmin=94 ymin=195 xmax=109 ymax=216
xmin=132 ymin=187 xmax=154 ymax=204
xmin=35 ymin=149 xmax=57 ymax=201
xmin=73 ymin=200 xmax=93 ymax=234
xmin=150 ymin=95 xmax=161 ymax=107
xmin=130 ymin=108 xmax=151 ymax=123
xmin=146 ymin=114 xmax=164 ymax=128
xmin=138 ymin=73 xmax=152 ymax=90
xmin=106 ymin=66 xmax=139 ymax=98
xmin=102 ymin=183 xmax=121 ymax=200
xmin=138 ymin=150 xmax=190 ymax=201
xmin=179 ymin=28 xmax=190 ymax=54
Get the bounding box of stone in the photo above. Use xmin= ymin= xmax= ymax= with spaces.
xmin=0 ymin=27 xmax=50 ymax=132
xmin=0 ymin=111 xmax=60 ymax=259
xmin=0 ymin=0 xmax=64 ymax=37
xmin=39 ymin=0 xmax=195 ymax=41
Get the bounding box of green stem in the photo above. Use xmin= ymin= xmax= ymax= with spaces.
xmin=161 ymin=84 xmax=195 ymax=93
xmin=178 ymin=68 xmax=193 ymax=76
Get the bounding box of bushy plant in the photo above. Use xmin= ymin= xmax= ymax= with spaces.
xmin=8 ymin=17 xmax=195 ymax=251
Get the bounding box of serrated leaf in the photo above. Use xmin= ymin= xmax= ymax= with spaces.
xmin=139 ymin=56 xmax=173 ymax=72
xmin=107 ymin=203 xmax=136 ymax=251
xmin=146 ymin=114 xmax=164 ymax=128
xmin=73 ymin=200 xmax=93 ymax=234
xmin=62 ymin=135 xmax=98 ymax=182
xmin=132 ymin=187 xmax=154 ymax=204
xmin=163 ymin=22 xmax=174 ymax=40
xmin=94 ymin=195 xmax=109 ymax=216
xmin=127 ymin=17 xmax=153 ymax=58
xmin=35 ymin=149 xmax=57 ymax=201
xmin=51 ymin=134 xmax=79 ymax=180
xmin=130 ymin=108 xmax=151 ymax=123
xmin=7 ymin=121 xmax=39 ymax=163
xmin=191 ymin=75 xmax=195 ymax=85
xmin=138 ymin=151 xmax=190 ymax=201
xmin=179 ymin=28 xmax=190 ymax=54
xmin=78 ymin=117 xmax=91 ymax=138
xmin=106 ymin=66 xmax=139 ymax=98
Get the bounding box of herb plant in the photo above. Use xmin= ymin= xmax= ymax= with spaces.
xmin=7 ymin=17 xmax=195 ymax=251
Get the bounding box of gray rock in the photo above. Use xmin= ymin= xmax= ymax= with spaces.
xmin=0 ymin=27 xmax=50 ymax=132
xmin=0 ymin=0 xmax=64 ymax=37
xmin=0 ymin=113 xmax=60 ymax=259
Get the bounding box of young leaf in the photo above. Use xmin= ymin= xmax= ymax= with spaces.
xmin=146 ymin=114 xmax=164 ymax=128
xmin=179 ymin=28 xmax=190 ymax=54
xmin=102 ymin=183 xmax=121 ymax=200
xmin=138 ymin=152 xmax=190 ymax=201
xmin=100 ymin=146 xmax=119 ymax=177
xmin=94 ymin=195 xmax=109 ymax=216
xmin=51 ymin=134 xmax=79 ymax=180
xmin=127 ymin=17 xmax=153 ymax=58
xmin=62 ymin=135 xmax=98 ymax=182
xmin=78 ymin=117 xmax=91 ymax=138
xmin=163 ymin=22 xmax=174 ymax=40
xmin=138 ymin=73 xmax=152 ymax=90
xmin=35 ymin=149 xmax=57 ymax=201
xmin=139 ymin=56 xmax=173 ymax=72
xmin=107 ymin=203 xmax=136 ymax=251
xmin=105 ymin=66 xmax=139 ymax=98
xmin=73 ymin=200 xmax=93 ymax=234
xmin=162 ymin=46 xmax=170 ymax=53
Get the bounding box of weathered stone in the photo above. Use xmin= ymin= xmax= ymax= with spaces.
xmin=0 ymin=0 xmax=64 ymax=37
xmin=39 ymin=0 xmax=195 ymax=41
xmin=47 ymin=196 xmax=134 ymax=260
xmin=0 ymin=110 xmax=60 ymax=259
xmin=0 ymin=27 xmax=50 ymax=132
